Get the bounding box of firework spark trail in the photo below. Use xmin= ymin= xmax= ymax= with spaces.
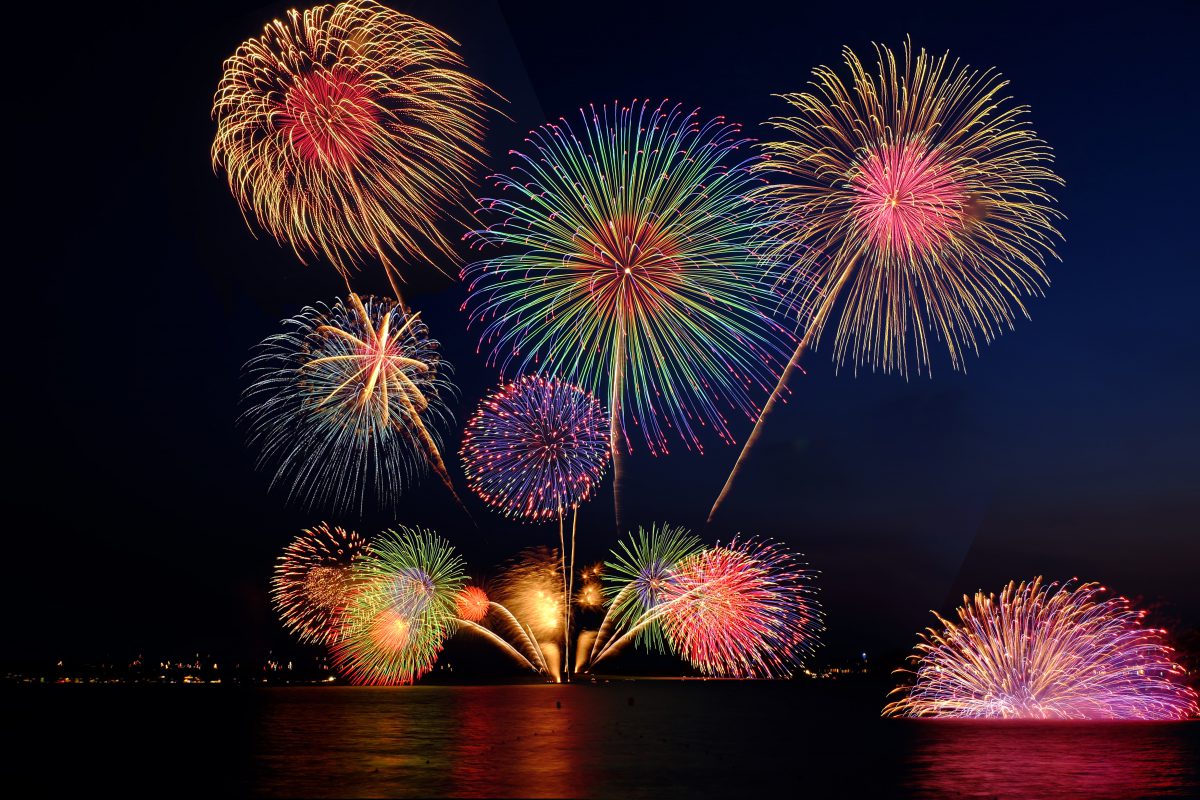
xmin=708 ymin=39 xmax=1064 ymax=522
xmin=212 ymin=0 xmax=495 ymax=297
xmin=488 ymin=601 xmax=550 ymax=673
xmin=331 ymin=527 xmax=465 ymax=685
xmin=271 ymin=522 xmax=367 ymax=644
xmin=242 ymin=294 xmax=462 ymax=515
xmin=558 ymin=514 xmax=569 ymax=678
xmin=454 ymin=618 xmax=539 ymax=672
xmin=610 ymin=331 xmax=627 ymax=534
xmin=589 ymin=581 xmax=707 ymax=667
xmin=462 ymin=99 xmax=795 ymax=527
xmin=496 ymin=547 xmax=566 ymax=681
xmin=707 ymin=252 xmax=859 ymax=522
xmin=461 ymin=376 xmax=609 ymax=679
xmin=885 ymin=578 xmax=1200 ymax=720
xmin=587 ymin=583 xmax=634 ymax=667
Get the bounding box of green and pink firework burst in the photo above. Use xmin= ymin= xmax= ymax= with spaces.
xmin=331 ymin=527 xmax=466 ymax=685
xmin=462 ymin=99 xmax=794 ymax=458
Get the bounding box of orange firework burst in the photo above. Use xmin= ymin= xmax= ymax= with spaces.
xmin=455 ymin=585 xmax=490 ymax=623
xmin=497 ymin=546 xmax=564 ymax=642
xmin=212 ymin=0 xmax=493 ymax=289
xmin=574 ymin=563 xmax=604 ymax=610
xmin=271 ymin=522 xmax=367 ymax=644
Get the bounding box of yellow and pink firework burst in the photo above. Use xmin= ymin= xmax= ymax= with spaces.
xmin=757 ymin=38 xmax=1064 ymax=375
xmin=212 ymin=0 xmax=494 ymax=290
xmin=885 ymin=578 xmax=1199 ymax=720
xmin=709 ymin=39 xmax=1065 ymax=521
xmin=271 ymin=522 xmax=367 ymax=644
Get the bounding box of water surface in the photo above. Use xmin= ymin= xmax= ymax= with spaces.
xmin=14 ymin=682 xmax=1199 ymax=798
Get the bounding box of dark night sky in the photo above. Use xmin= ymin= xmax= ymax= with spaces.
xmin=9 ymin=1 xmax=1198 ymax=668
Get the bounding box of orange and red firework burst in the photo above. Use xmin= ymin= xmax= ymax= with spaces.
xmin=271 ymin=522 xmax=367 ymax=645
xmin=212 ymin=0 xmax=494 ymax=289
xmin=455 ymin=585 xmax=490 ymax=623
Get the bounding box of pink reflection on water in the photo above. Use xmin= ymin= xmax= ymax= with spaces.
xmin=902 ymin=720 xmax=1198 ymax=800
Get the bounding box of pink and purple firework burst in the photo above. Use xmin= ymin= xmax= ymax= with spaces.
xmin=460 ymin=376 xmax=610 ymax=521
xmin=885 ymin=578 xmax=1199 ymax=720
xmin=656 ymin=539 xmax=822 ymax=678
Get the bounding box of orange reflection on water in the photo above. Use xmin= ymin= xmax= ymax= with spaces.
xmin=448 ymin=685 xmax=584 ymax=798
xmin=902 ymin=720 xmax=1198 ymax=800
xmin=256 ymin=685 xmax=594 ymax=799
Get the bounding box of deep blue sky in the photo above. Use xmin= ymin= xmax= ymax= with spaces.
xmin=9 ymin=0 xmax=1198 ymax=668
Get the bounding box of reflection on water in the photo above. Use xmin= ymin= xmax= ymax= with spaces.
xmin=448 ymin=686 xmax=583 ymax=798
xmin=255 ymin=682 xmax=841 ymax=798
xmin=254 ymin=685 xmax=627 ymax=798
xmin=901 ymin=720 xmax=1200 ymax=800
xmin=14 ymin=682 xmax=1196 ymax=798
xmin=249 ymin=684 xmax=1200 ymax=799
xmin=255 ymin=686 xmax=595 ymax=798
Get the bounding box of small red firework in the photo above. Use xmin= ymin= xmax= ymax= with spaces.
xmin=455 ymin=586 xmax=490 ymax=623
